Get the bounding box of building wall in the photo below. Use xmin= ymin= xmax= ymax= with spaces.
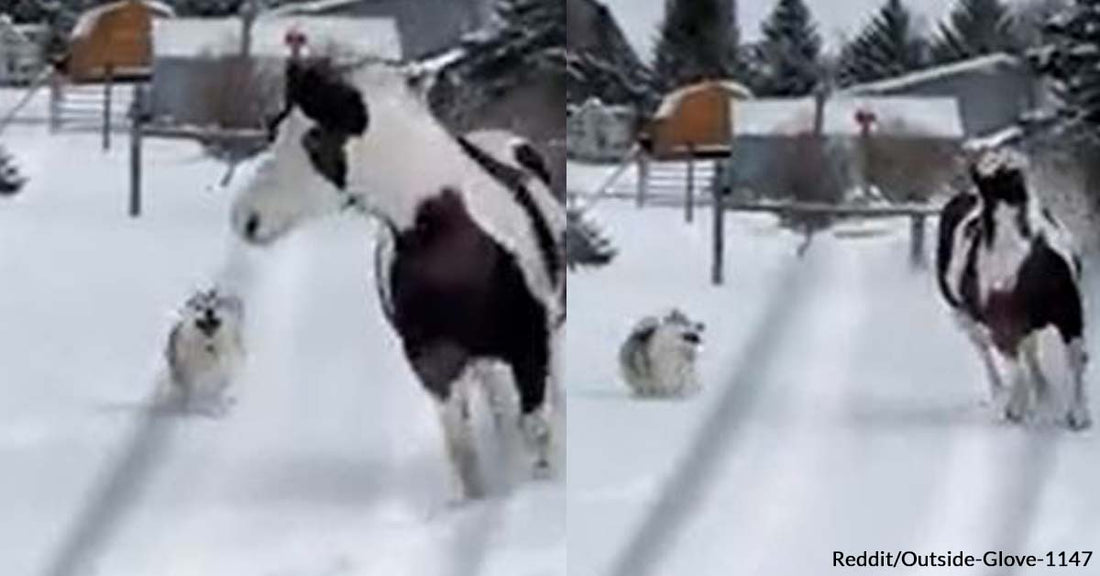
xmin=850 ymin=63 xmax=1041 ymax=138
xmin=568 ymin=100 xmax=636 ymax=162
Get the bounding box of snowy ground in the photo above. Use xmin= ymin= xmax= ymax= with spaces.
xmin=567 ymin=163 xmax=1100 ymax=575
xmin=0 ymin=95 xmax=563 ymax=576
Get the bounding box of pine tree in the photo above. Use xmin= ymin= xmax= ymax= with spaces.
xmin=837 ymin=0 xmax=928 ymax=86
xmin=746 ymin=0 xmax=823 ymax=96
xmin=1032 ymin=0 xmax=1100 ymax=141
xmin=653 ymin=0 xmax=739 ymax=90
xmin=173 ymin=0 xmax=247 ymax=17
xmin=932 ymin=0 xmax=1021 ymax=64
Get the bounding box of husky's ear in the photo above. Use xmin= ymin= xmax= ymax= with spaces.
xmin=287 ymin=60 xmax=369 ymax=136
xmin=631 ymin=318 xmax=660 ymax=345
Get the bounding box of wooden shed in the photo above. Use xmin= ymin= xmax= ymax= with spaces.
xmin=644 ymin=80 xmax=752 ymax=159
xmin=66 ymin=0 xmax=174 ymax=82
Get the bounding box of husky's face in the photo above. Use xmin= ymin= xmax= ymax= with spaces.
xmin=182 ymin=289 xmax=243 ymax=344
xmin=660 ymin=309 xmax=705 ymax=357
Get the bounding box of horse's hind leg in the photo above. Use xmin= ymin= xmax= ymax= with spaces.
xmin=510 ymin=346 xmax=554 ymax=479
xmin=1066 ymin=338 xmax=1091 ymax=431
xmin=410 ymin=342 xmax=484 ymax=499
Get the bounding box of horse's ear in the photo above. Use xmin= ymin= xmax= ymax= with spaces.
xmin=286 ymin=60 xmax=369 ymax=136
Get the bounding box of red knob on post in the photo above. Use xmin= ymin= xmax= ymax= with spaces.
xmin=285 ymin=28 xmax=308 ymax=59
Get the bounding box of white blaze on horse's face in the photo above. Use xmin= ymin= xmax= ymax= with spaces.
xmin=231 ymin=109 xmax=350 ymax=245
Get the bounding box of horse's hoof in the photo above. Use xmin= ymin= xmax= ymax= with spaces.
xmin=1067 ymin=410 xmax=1092 ymax=431
xmin=532 ymin=459 xmax=553 ymax=481
xmin=1004 ymin=407 xmax=1025 ymax=424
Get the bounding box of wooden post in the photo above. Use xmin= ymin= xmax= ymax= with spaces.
xmin=685 ymin=145 xmax=695 ymax=223
xmin=636 ymin=151 xmax=649 ymax=208
xmin=102 ymin=65 xmax=113 ymax=151
xmin=910 ymin=213 xmax=926 ymax=268
xmin=711 ymin=180 xmax=726 ymax=286
xmin=129 ymin=85 xmax=144 ymax=217
xmin=49 ymin=71 xmax=61 ymax=132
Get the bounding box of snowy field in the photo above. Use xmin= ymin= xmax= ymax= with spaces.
xmin=567 ymin=162 xmax=1100 ymax=575
xmin=0 ymin=95 xmax=563 ymax=576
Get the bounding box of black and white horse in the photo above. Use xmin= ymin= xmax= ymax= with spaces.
xmin=231 ymin=60 xmax=565 ymax=498
xmin=936 ymin=148 xmax=1089 ymax=429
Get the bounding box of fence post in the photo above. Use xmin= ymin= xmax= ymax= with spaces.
xmin=102 ymin=65 xmax=113 ymax=151
xmin=49 ymin=71 xmax=61 ymax=132
xmin=910 ymin=213 xmax=926 ymax=268
xmin=129 ymin=85 xmax=143 ymax=218
xmin=636 ymin=151 xmax=649 ymax=208
xmin=711 ymin=182 xmax=726 ymax=286
xmin=685 ymin=145 xmax=695 ymax=223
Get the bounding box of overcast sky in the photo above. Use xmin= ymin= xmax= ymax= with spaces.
xmin=601 ymin=0 xmax=1028 ymax=62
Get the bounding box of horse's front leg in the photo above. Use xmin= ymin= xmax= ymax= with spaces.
xmin=410 ymin=341 xmax=485 ymax=500
xmin=957 ymin=313 xmax=1004 ymax=403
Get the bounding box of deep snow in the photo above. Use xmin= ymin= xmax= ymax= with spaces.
xmin=0 ymin=95 xmax=562 ymax=576
xmin=567 ymin=162 xmax=1100 ymax=575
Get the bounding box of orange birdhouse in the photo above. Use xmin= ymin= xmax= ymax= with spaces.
xmin=65 ymin=0 xmax=174 ymax=83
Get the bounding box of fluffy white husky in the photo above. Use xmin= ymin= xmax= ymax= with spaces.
xmin=620 ymin=309 xmax=705 ymax=398
xmin=160 ymin=287 xmax=245 ymax=416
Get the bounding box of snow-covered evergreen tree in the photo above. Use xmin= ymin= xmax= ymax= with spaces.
xmin=427 ymin=0 xmax=619 ymax=268
xmin=837 ymin=0 xmax=928 ymax=86
xmin=0 ymin=146 xmax=26 ymax=195
xmin=1030 ymin=0 xmax=1100 ymax=208
xmin=653 ymin=0 xmax=739 ymax=90
xmin=566 ymin=207 xmax=616 ymax=269
xmin=1032 ymin=0 xmax=1100 ymax=141
xmin=746 ymin=0 xmax=823 ymax=96
xmin=932 ymin=0 xmax=1021 ymax=64
xmin=173 ymin=0 xmax=247 ymax=17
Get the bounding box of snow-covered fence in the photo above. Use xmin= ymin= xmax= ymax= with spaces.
xmin=48 ymin=70 xmax=138 ymax=146
xmin=709 ymin=197 xmax=939 ymax=286
xmin=127 ymin=99 xmax=266 ymax=217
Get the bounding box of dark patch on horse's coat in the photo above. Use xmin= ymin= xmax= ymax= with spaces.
xmin=455 ymin=135 xmax=562 ymax=288
xmin=386 ymin=188 xmax=550 ymax=414
xmin=513 ymin=141 xmax=553 ymax=187
xmin=936 ymin=192 xmax=978 ymax=308
xmin=302 ymin=126 xmax=349 ymax=189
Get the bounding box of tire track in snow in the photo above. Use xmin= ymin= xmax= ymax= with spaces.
xmin=607 ymin=254 xmax=815 ymax=576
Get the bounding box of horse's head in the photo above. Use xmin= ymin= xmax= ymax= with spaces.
xmin=970 ymin=148 xmax=1029 ymax=209
xmin=232 ymin=60 xmax=370 ymax=245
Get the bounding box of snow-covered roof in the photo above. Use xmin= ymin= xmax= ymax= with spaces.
xmin=733 ymin=96 xmax=964 ymax=139
xmin=655 ymin=80 xmax=753 ymax=119
xmin=265 ymin=0 xmax=365 ymax=18
xmin=72 ymin=0 xmax=175 ymax=39
xmin=842 ymin=53 xmax=1024 ymax=95
xmin=153 ymin=16 xmax=401 ymax=60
